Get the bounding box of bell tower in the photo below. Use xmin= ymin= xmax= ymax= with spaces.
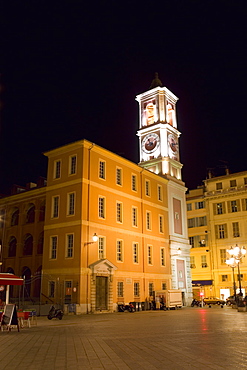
xmin=136 ymin=73 xmax=183 ymax=180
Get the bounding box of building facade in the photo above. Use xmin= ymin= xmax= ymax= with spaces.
xmin=0 ymin=78 xmax=192 ymax=313
xmin=187 ymin=170 xmax=247 ymax=301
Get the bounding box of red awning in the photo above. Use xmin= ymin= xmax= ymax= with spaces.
xmin=0 ymin=273 xmax=24 ymax=286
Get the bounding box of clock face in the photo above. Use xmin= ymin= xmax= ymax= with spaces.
xmin=142 ymin=133 xmax=160 ymax=154
xmin=168 ymin=134 xmax=178 ymax=153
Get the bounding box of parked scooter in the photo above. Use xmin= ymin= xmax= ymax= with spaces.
xmin=47 ymin=305 xmax=64 ymax=320
xmin=191 ymin=299 xmax=201 ymax=307
xmin=118 ymin=303 xmax=135 ymax=312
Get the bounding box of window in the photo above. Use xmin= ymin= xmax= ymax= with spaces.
xmin=23 ymin=234 xmax=33 ymax=255
xmin=158 ymin=185 xmax=162 ymax=201
xmin=190 ymin=256 xmax=196 ymax=268
xmin=48 ymin=281 xmax=55 ymax=298
xmin=230 ymin=179 xmax=237 ymax=188
xmin=11 ymin=208 xmax=19 ymax=226
xmin=37 ymin=232 xmax=44 ymax=254
xmin=66 ymin=234 xmax=74 ymax=258
xmin=132 ymin=207 xmax=138 ymax=227
xmin=67 ymin=192 xmax=75 ymax=215
xmin=147 ymin=245 xmax=153 ymax=265
xmin=160 ymin=248 xmax=165 ymax=266
xmin=216 ymin=182 xmax=222 ymax=190
xmin=237 ymin=274 xmax=243 ymax=281
xmin=64 ymin=281 xmax=72 ymax=304
xmin=189 ymin=236 xmax=195 ymax=248
xmin=8 ymin=236 xmax=17 ymax=257
xmin=116 ymin=168 xmax=122 ymax=186
xmin=131 ymin=174 xmax=137 ymax=191
xmin=116 ymin=202 xmax=123 ymax=223
xmin=221 ymin=275 xmax=228 ymax=282
xmin=146 ymin=211 xmax=151 ymax=230
xmin=198 ymin=216 xmax=207 ymax=226
xmin=220 ymin=249 xmax=226 ymax=264
xmin=98 ymin=197 xmax=105 ymax=219
xmin=117 ymin=282 xmax=124 ymax=297
xmin=54 ymin=160 xmax=61 ymax=179
xmin=244 ymin=178 xmax=247 ymax=185
xmin=98 ymin=237 xmax=105 ymax=259
xmin=215 ymin=224 xmax=227 ymax=239
xmin=187 ymin=203 xmax=192 ymax=211
xmin=145 ymin=180 xmax=150 ymax=196
xmin=188 ymin=218 xmax=195 ymax=228
xmin=26 ymin=204 xmax=35 ymax=223
xmin=232 ymin=222 xmax=240 ymax=237
xmin=39 ymin=202 xmax=45 ymax=221
xmin=50 ymin=236 xmax=57 ymax=259
xmin=149 ymin=282 xmax=154 ymax=297
xmin=99 ymin=160 xmax=106 ymax=179
xmin=201 ymin=255 xmax=207 ymax=268
xmin=162 ymin=282 xmax=167 ymax=290
xmin=134 ymin=282 xmax=140 ymax=297
xmin=133 ymin=242 xmax=139 ymax=263
xmin=159 ymin=215 xmax=164 ymax=233
xmin=52 ymin=196 xmax=59 ymax=218
xmin=117 ymin=240 xmax=123 ymax=262
xmin=216 ymin=203 xmax=224 ymax=215
xmin=69 ymin=155 xmax=77 ymax=175
xmin=195 ymin=201 xmax=205 ymax=209
xmin=242 ymin=199 xmax=247 ymax=211
xmin=188 ymin=217 xmax=207 ymax=228
xmin=230 ymin=200 xmax=238 ymax=213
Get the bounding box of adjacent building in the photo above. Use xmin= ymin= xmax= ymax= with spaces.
xmin=187 ymin=170 xmax=247 ymax=300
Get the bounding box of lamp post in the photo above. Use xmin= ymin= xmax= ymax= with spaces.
xmin=84 ymin=233 xmax=98 ymax=313
xmin=225 ymin=257 xmax=237 ymax=303
xmin=226 ymin=244 xmax=246 ymax=303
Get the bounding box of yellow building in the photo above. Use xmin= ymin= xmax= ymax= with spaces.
xmin=0 ymin=76 xmax=192 ymax=313
xmin=187 ymin=170 xmax=247 ymax=301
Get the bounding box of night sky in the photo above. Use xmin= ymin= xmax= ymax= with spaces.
xmin=0 ymin=1 xmax=246 ymax=195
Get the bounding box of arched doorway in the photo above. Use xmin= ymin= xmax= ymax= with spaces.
xmin=33 ymin=266 xmax=42 ymax=300
xmin=21 ymin=266 xmax=32 ymax=299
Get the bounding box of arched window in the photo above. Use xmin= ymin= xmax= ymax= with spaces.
xmin=37 ymin=232 xmax=44 ymax=254
xmin=26 ymin=204 xmax=35 ymax=224
xmin=11 ymin=208 xmax=19 ymax=226
xmin=23 ymin=234 xmax=33 ymax=255
xmin=39 ymin=202 xmax=46 ymax=222
xmin=8 ymin=236 xmax=17 ymax=257
xmin=22 ymin=266 xmax=31 ymax=298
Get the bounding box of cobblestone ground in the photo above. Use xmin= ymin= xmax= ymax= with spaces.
xmin=0 ymin=306 xmax=247 ymax=369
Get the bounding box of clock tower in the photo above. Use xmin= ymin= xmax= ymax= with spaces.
xmin=136 ymin=73 xmax=182 ymax=180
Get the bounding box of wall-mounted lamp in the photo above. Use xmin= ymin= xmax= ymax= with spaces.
xmin=84 ymin=233 xmax=98 ymax=246
xmin=171 ymin=248 xmax=181 ymax=257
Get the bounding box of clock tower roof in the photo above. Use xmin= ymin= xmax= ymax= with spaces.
xmin=149 ymin=72 xmax=163 ymax=89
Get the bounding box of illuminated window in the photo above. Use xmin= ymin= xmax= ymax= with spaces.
xmin=220 ymin=249 xmax=227 ymax=264
xmin=132 ymin=207 xmax=138 ymax=227
xmin=99 ymin=160 xmax=106 ymax=179
xmin=117 ymin=282 xmax=124 ymax=297
xmin=98 ymin=237 xmax=105 ymax=259
xmin=201 ymin=255 xmax=207 ymax=268
xmin=66 ymin=234 xmax=74 ymax=258
xmin=160 ymin=248 xmax=165 ymax=266
xmin=190 ymin=256 xmax=196 ymax=268
xmin=133 ymin=242 xmax=139 ymax=263
xmin=216 ymin=203 xmax=224 ymax=215
xmin=116 ymin=167 xmax=122 ymax=186
xmin=67 ymin=192 xmax=75 ymax=215
xmin=52 ymin=196 xmax=59 ymax=218
xmin=132 ymin=174 xmax=137 ymax=191
xmin=69 ymin=155 xmax=77 ymax=175
xmin=54 ymin=160 xmax=61 ymax=179
xmin=134 ymin=282 xmax=140 ymax=297
xmin=117 ymin=240 xmax=123 ymax=262
xmin=116 ymin=202 xmax=123 ymax=223
xmin=189 ymin=237 xmax=195 ymax=248
xmin=50 ymin=236 xmax=57 ymax=259
xmin=98 ymin=197 xmax=105 ymax=219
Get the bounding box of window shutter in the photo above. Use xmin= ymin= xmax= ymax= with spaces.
xmin=215 ymin=225 xmax=219 ymax=239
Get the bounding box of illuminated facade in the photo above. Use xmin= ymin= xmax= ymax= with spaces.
xmin=187 ymin=171 xmax=247 ymax=300
xmin=0 ymin=77 xmax=192 ymax=313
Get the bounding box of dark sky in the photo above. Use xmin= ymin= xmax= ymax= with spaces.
xmin=0 ymin=1 xmax=246 ymax=194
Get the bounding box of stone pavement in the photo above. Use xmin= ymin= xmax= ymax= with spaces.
xmin=0 ymin=306 xmax=247 ymax=369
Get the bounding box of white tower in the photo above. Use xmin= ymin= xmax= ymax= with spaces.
xmin=136 ymin=73 xmax=182 ymax=180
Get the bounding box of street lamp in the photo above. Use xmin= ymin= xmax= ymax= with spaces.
xmin=84 ymin=233 xmax=98 ymax=246
xmin=226 ymin=244 xmax=246 ymax=302
xmin=84 ymin=233 xmax=98 ymax=314
xmin=225 ymin=257 xmax=237 ymax=303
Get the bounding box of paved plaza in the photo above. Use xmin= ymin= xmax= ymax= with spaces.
xmin=0 ymin=306 xmax=247 ymax=369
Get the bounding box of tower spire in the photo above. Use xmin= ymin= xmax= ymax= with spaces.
xmin=149 ymin=72 xmax=162 ymax=89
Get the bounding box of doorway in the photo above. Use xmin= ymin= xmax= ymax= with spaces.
xmin=96 ymin=276 xmax=108 ymax=310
